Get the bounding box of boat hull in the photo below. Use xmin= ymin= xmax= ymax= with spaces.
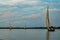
xmin=48 ymin=27 xmax=55 ymax=31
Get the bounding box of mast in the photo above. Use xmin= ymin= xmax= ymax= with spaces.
xmin=24 ymin=23 xmax=26 ymax=29
xmin=46 ymin=7 xmax=50 ymax=30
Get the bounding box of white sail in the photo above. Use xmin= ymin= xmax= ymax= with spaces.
xmin=46 ymin=7 xmax=50 ymax=30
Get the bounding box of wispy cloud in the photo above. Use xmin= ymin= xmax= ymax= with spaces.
xmin=22 ymin=6 xmax=44 ymax=12
xmin=40 ymin=2 xmax=60 ymax=6
xmin=0 ymin=0 xmax=24 ymax=5
xmin=22 ymin=13 xmax=42 ymax=19
xmin=13 ymin=20 xmax=20 ymax=24
xmin=0 ymin=0 xmax=39 ymax=6
xmin=49 ymin=8 xmax=60 ymax=12
xmin=1 ymin=12 xmax=11 ymax=19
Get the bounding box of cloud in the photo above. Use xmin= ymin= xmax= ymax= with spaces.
xmin=13 ymin=20 xmax=20 ymax=24
xmin=49 ymin=8 xmax=60 ymax=12
xmin=21 ymin=0 xmax=39 ymax=5
xmin=22 ymin=6 xmax=44 ymax=12
xmin=0 ymin=0 xmax=39 ymax=6
xmin=40 ymin=2 xmax=60 ymax=6
xmin=1 ymin=12 xmax=11 ymax=18
xmin=0 ymin=0 xmax=60 ymax=7
xmin=0 ymin=0 xmax=24 ymax=5
xmin=22 ymin=13 xmax=42 ymax=19
xmin=0 ymin=0 xmax=17 ymax=5
xmin=0 ymin=11 xmax=14 ymax=20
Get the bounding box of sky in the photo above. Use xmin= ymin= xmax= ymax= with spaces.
xmin=0 ymin=0 xmax=60 ymax=27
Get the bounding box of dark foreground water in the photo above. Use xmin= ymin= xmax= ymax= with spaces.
xmin=0 ymin=29 xmax=60 ymax=40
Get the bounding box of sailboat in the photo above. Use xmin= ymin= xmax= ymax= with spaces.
xmin=46 ymin=7 xmax=55 ymax=31
xmin=9 ymin=23 xmax=12 ymax=30
xmin=24 ymin=23 xmax=26 ymax=30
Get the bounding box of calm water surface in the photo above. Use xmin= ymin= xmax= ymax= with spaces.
xmin=0 ymin=29 xmax=60 ymax=40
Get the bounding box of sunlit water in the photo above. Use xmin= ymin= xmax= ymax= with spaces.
xmin=0 ymin=29 xmax=60 ymax=40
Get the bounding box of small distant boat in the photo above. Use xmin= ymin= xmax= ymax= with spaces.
xmin=24 ymin=23 xmax=26 ymax=30
xmin=9 ymin=23 xmax=12 ymax=30
xmin=46 ymin=7 xmax=55 ymax=31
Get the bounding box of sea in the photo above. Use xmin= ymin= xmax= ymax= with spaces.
xmin=0 ymin=29 xmax=60 ymax=40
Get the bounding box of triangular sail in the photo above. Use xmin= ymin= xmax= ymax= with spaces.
xmin=46 ymin=7 xmax=50 ymax=30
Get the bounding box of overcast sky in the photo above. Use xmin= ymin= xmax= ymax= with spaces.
xmin=0 ymin=0 xmax=60 ymax=27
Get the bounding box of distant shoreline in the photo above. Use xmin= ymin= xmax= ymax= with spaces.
xmin=0 ymin=27 xmax=60 ymax=29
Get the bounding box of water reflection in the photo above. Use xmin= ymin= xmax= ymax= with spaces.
xmin=46 ymin=31 xmax=50 ymax=40
xmin=0 ymin=29 xmax=59 ymax=40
